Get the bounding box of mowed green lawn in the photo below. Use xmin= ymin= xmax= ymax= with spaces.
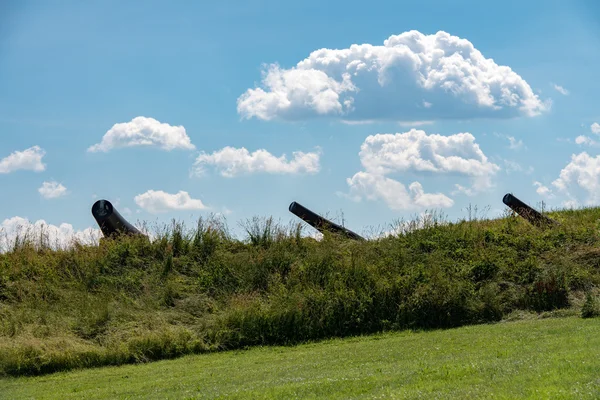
xmin=1 ymin=317 xmax=599 ymax=399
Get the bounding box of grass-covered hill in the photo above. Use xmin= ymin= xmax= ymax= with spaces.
xmin=1 ymin=207 xmax=600 ymax=377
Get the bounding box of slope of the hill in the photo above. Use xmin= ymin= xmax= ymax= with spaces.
xmin=1 ymin=208 xmax=600 ymax=376
xmin=1 ymin=317 xmax=599 ymax=399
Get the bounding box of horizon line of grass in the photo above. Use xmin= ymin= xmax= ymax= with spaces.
xmin=0 ymin=201 xmax=577 ymax=254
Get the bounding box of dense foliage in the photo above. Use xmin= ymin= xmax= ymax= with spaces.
xmin=1 ymin=207 xmax=600 ymax=376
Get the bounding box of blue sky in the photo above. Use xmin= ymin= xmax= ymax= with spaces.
xmin=1 ymin=0 xmax=600 ymax=243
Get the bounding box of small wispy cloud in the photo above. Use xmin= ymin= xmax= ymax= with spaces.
xmin=533 ymin=181 xmax=554 ymax=198
xmin=494 ymin=133 xmax=525 ymax=150
xmin=452 ymin=184 xmax=475 ymax=197
xmin=397 ymin=120 xmax=434 ymax=127
xmin=551 ymin=83 xmax=569 ymax=96
xmin=507 ymin=136 xmax=524 ymax=150
xmin=503 ymin=159 xmax=522 ymax=174
xmin=340 ymin=120 xmax=376 ymax=125
xmin=38 ymin=181 xmax=68 ymax=199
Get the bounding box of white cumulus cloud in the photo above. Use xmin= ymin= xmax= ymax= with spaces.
xmin=88 ymin=117 xmax=195 ymax=152
xmin=38 ymin=181 xmax=68 ymax=199
xmin=192 ymin=146 xmax=321 ymax=177
xmin=346 ymin=172 xmax=453 ymax=211
xmin=345 ymin=129 xmax=496 ymax=210
xmin=575 ymin=135 xmax=599 ymax=147
xmin=238 ymin=30 xmax=548 ymax=122
xmin=0 ymin=146 xmax=46 ymax=174
xmin=552 ymin=152 xmax=600 ymax=205
xmin=358 ymin=129 xmax=499 ymax=191
xmin=0 ymin=217 xmax=101 ymax=253
xmin=134 ymin=190 xmax=208 ymax=214
xmin=575 ymin=124 xmax=600 ymax=146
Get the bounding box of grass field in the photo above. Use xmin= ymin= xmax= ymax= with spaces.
xmin=2 ymin=207 xmax=600 ymax=376
xmin=1 ymin=316 xmax=599 ymax=399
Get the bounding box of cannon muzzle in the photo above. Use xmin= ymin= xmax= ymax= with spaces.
xmin=92 ymin=199 xmax=144 ymax=237
xmin=502 ymin=193 xmax=557 ymax=228
xmin=289 ymin=201 xmax=365 ymax=241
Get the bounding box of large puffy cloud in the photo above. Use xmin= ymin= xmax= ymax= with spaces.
xmin=346 ymin=129 xmax=498 ymax=210
xmin=38 ymin=181 xmax=67 ymax=199
xmin=359 ymin=129 xmax=499 ymax=191
xmin=134 ymin=190 xmax=207 ymax=214
xmin=0 ymin=217 xmax=101 ymax=253
xmin=88 ymin=117 xmax=195 ymax=152
xmin=0 ymin=146 xmax=46 ymax=174
xmin=238 ymin=30 xmax=548 ymax=122
xmin=193 ymin=146 xmax=321 ymax=177
xmin=552 ymin=152 xmax=600 ymax=205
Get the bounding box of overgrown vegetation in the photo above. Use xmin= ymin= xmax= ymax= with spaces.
xmin=1 ymin=206 xmax=600 ymax=377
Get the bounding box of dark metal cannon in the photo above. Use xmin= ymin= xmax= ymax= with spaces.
xmin=502 ymin=193 xmax=557 ymax=228
xmin=92 ymin=199 xmax=144 ymax=237
xmin=289 ymin=201 xmax=365 ymax=241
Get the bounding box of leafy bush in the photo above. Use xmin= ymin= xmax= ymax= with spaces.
xmin=581 ymin=292 xmax=600 ymax=318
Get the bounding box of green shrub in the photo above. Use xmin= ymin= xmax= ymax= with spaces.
xmin=527 ymin=267 xmax=570 ymax=311
xmin=581 ymin=292 xmax=600 ymax=318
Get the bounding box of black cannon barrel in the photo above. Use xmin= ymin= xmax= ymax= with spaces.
xmin=92 ymin=199 xmax=144 ymax=237
xmin=502 ymin=193 xmax=557 ymax=228
xmin=289 ymin=201 xmax=365 ymax=241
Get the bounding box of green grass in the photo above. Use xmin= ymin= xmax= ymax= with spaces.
xmin=1 ymin=316 xmax=599 ymax=399
xmin=2 ymin=206 xmax=600 ymax=376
